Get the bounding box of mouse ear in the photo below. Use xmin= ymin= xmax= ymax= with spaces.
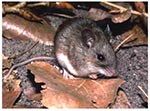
xmin=81 ymin=29 xmax=95 ymax=48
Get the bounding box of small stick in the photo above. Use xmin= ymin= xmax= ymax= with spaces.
xmin=52 ymin=13 xmax=74 ymax=19
xmin=115 ymin=32 xmax=135 ymax=52
xmin=8 ymin=42 xmax=38 ymax=59
xmin=138 ymin=85 xmax=148 ymax=99
xmin=27 ymin=2 xmax=50 ymax=7
xmin=3 ymin=2 xmax=26 ymax=14
xmin=102 ymin=2 xmax=148 ymax=17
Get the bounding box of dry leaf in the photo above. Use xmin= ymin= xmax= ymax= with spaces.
xmin=2 ymin=14 xmax=55 ymax=45
xmin=2 ymin=54 xmax=13 ymax=69
xmin=2 ymin=54 xmax=15 ymax=79
xmin=56 ymin=2 xmax=75 ymax=10
xmin=141 ymin=13 xmax=148 ymax=29
xmin=3 ymin=77 xmax=21 ymax=108
xmin=3 ymin=63 xmax=21 ymax=108
xmin=23 ymin=87 xmax=42 ymax=101
xmin=111 ymin=10 xmax=131 ymax=23
xmin=121 ymin=25 xmax=147 ymax=47
xmin=12 ymin=104 xmax=28 ymax=108
xmin=18 ymin=9 xmax=43 ymax=22
xmin=134 ymin=2 xmax=146 ymax=13
xmin=27 ymin=62 xmax=125 ymax=108
xmin=110 ymin=90 xmax=132 ymax=108
xmin=87 ymin=8 xmax=111 ymax=21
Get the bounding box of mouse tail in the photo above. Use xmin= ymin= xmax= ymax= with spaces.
xmin=3 ymin=56 xmax=55 ymax=79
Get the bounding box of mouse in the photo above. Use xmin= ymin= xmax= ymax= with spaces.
xmin=55 ymin=18 xmax=117 ymax=79
xmin=4 ymin=18 xmax=117 ymax=79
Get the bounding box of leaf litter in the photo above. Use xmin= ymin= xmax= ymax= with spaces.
xmin=2 ymin=71 xmax=21 ymax=108
xmin=27 ymin=62 xmax=125 ymax=108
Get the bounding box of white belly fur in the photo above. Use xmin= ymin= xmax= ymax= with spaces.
xmin=56 ymin=53 xmax=78 ymax=76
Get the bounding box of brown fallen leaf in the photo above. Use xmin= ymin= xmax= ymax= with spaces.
xmin=134 ymin=2 xmax=146 ymax=13
xmin=23 ymin=86 xmax=42 ymax=102
xmin=121 ymin=25 xmax=147 ymax=46
xmin=111 ymin=9 xmax=131 ymax=23
xmin=141 ymin=13 xmax=148 ymax=29
xmin=56 ymin=2 xmax=75 ymax=10
xmin=3 ymin=56 xmax=22 ymax=108
xmin=2 ymin=2 xmax=42 ymax=22
xmin=12 ymin=104 xmax=29 ymax=108
xmin=110 ymin=90 xmax=132 ymax=108
xmin=3 ymin=76 xmax=21 ymax=108
xmin=2 ymin=54 xmax=13 ymax=69
xmin=87 ymin=8 xmax=111 ymax=21
xmin=27 ymin=62 xmax=125 ymax=108
xmin=87 ymin=7 xmax=131 ymax=23
xmin=2 ymin=54 xmax=16 ymax=80
xmin=2 ymin=14 xmax=56 ymax=45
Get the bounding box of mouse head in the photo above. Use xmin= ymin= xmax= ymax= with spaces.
xmin=68 ymin=19 xmax=117 ymax=79
xmin=81 ymin=26 xmax=116 ymax=78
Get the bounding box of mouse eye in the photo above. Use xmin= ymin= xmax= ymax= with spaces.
xmin=97 ymin=54 xmax=105 ymax=61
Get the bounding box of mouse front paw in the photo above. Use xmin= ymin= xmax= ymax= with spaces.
xmin=53 ymin=65 xmax=77 ymax=79
xmin=62 ymin=69 xmax=77 ymax=79
xmin=88 ymin=74 xmax=98 ymax=79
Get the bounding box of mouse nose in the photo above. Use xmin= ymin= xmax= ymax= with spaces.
xmin=99 ymin=67 xmax=117 ymax=77
xmin=111 ymin=70 xmax=117 ymax=76
xmin=107 ymin=67 xmax=117 ymax=76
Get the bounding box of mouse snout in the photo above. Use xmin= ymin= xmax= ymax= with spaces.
xmin=106 ymin=67 xmax=117 ymax=76
xmin=98 ymin=66 xmax=117 ymax=77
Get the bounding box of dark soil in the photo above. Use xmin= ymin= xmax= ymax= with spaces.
xmin=117 ymin=46 xmax=148 ymax=108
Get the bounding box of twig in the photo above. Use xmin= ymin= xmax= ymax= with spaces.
xmin=115 ymin=32 xmax=135 ymax=52
xmin=52 ymin=13 xmax=74 ymax=19
xmin=8 ymin=42 xmax=39 ymax=59
xmin=3 ymin=2 xmax=26 ymax=14
xmin=138 ymin=86 xmax=148 ymax=99
xmin=102 ymin=2 xmax=148 ymax=17
xmin=27 ymin=2 xmax=51 ymax=7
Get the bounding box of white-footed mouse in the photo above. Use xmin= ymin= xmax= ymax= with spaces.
xmin=4 ymin=18 xmax=117 ymax=79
